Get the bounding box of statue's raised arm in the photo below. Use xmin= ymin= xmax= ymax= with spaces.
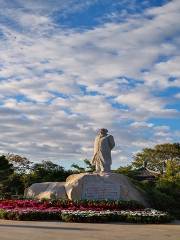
xmin=91 ymin=128 xmax=115 ymax=173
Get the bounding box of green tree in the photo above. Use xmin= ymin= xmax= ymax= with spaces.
xmin=26 ymin=160 xmax=72 ymax=186
xmin=5 ymin=173 xmax=25 ymax=196
xmin=114 ymin=165 xmax=134 ymax=177
xmin=132 ymin=143 xmax=180 ymax=172
xmin=6 ymin=153 xmax=32 ymax=173
xmin=0 ymin=155 xmax=14 ymax=197
xmin=132 ymin=143 xmax=180 ymax=218
xmin=162 ymin=159 xmax=180 ymax=181
xmin=3 ymin=154 xmax=33 ymax=196
xmin=71 ymin=159 xmax=95 ymax=173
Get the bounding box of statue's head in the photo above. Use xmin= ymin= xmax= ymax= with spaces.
xmin=99 ymin=128 xmax=108 ymax=135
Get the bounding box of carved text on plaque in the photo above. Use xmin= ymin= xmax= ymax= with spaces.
xmin=82 ymin=181 xmax=120 ymax=200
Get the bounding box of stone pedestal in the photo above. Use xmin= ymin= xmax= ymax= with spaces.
xmin=25 ymin=172 xmax=147 ymax=206
xmin=65 ymin=173 xmax=147 ymax=205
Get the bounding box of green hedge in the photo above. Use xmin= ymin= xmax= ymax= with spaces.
xmin=61 ymin=210 xmax=171 ymax=224
xmin=0 ymin=209 xmax=171 ymax=223
xmin=0 ymin=209 xmax=61 ymax=221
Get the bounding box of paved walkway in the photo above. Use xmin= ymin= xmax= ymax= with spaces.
xmin=0 ymin=220 xmax=179 ymax=240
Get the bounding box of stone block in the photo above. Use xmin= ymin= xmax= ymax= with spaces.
xmin=25 ymin=182 xmax=67 ymax=200
xmin=65 ymin=172 xmax=147 ymax=205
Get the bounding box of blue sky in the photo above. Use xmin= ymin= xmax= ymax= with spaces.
xmin=0 ymin=0 xmax=179 ymax=169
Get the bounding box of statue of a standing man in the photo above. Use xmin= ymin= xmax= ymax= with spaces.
xmin=91 ymin=128 xmax=115 ymax=172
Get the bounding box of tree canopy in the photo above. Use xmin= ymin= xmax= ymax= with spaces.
xmin=71 ymin=159 xmax=95 ymax=173
xmin=132 ymin=143 xmax=180 ymax=172
xmin=6 ymin=153 xmax=32 ymax=173
xmin=0 ymin=155 xmax=14 ymax=182
xmin=0 ymin=155 xmax=14 ymax=196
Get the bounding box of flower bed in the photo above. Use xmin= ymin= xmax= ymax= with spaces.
xmin=0 ymin=199 xmax=171 ymax=223
xmin=0 ymin=199 xmax=144 ymax=211
xmin=61 ymin=209 xmax=171 ymax=223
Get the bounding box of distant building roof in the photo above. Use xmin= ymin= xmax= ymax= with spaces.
xmin=135 ymin=167 xmax=160 ymax=181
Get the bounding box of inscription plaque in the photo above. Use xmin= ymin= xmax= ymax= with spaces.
xmin=82 ymin=180 xmax=120 ymax=200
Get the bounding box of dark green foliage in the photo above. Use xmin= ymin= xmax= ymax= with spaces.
xmin=71 ymin=163 xmax=86 ymax=173
xmin=114 ymin=165 xmax=135 ymax=178
xmin=137 ymin=178 xmax=180 ymax=219
xmin=24 ymin=160 xmax=73 ymax=187
xmin=0 ymin=155 xmax=14 ymax=197
xmin=83 ymin=159 xmax=96 ymax=172
xmin=61 ymin=211 xmax=171 ymax=224
xmin=130 ymin=143 xmax=180 ymax=218
xmin=71 ymin=159 xmax=95 ymax=173
xmin=132 ymin=143 xmax=180 ymax=172
xmin=6 ymin=154 xmax=32 ymax=173
xmin=0 ymin=209 xmax=62 ymax=221
xmin=1 ymin=141 xmax=179 ymax=221
xmin=38 ymin=160 xmax=72 ymax=181
xmin=0 ymin=155 xmax=14 ymax=181
xmin=5 ymin=173 xmax=25 ymax=196
xmin=0 ymin=156 xmax=73 ymax=197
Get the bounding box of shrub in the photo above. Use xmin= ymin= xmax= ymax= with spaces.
xmin=61 ymin=209 xmax=171 ymax=223
xmin=0 ymin=209 xmax=61 ymax=221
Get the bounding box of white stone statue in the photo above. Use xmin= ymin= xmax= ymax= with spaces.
xmin=91 ymin=128 xmax=115 ymax=172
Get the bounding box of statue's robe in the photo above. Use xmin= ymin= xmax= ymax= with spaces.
xmin=92 ymin=134 xmax=115 ymax=172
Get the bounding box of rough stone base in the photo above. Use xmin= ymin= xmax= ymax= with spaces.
xmin=25 ymin=182 xmax=67 ymax=199
xmin=65 ymin=172 xmax=147 ymax=205
xmin=25 ymin=173 xmax=148 ymax=206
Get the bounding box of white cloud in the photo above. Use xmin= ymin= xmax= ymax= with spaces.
xmin=130 ymin=122 xmax=154 ymax=128
xmin=0 ymin=0 xmax=179 ymax=168
xmin=175 ymin=93 xmax=180 ymax=99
